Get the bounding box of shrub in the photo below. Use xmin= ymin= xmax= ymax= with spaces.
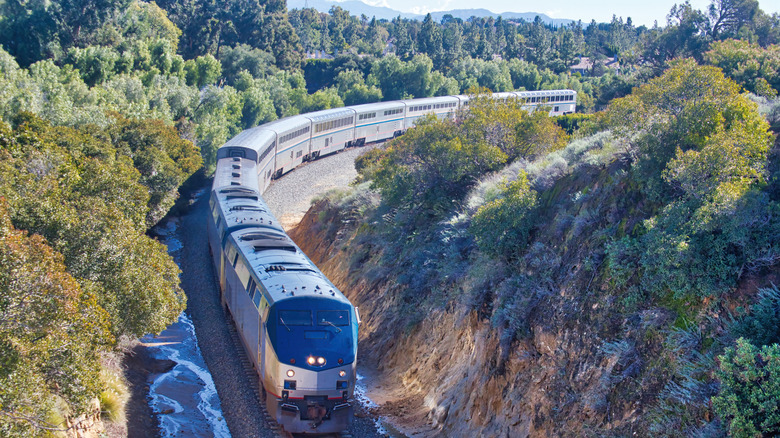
xmin=713 ymin=338 xmax=780 ymax=437
xmin=470 ymin=171 xmax=538 ymax=260
xmin=730 ymin=285 xmax=780 ymax=347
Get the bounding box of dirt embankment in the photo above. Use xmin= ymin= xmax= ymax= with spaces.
xmin=289 ymin=199 xmax=633 ymax=437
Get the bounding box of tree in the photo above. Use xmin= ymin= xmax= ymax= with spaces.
xmin=643 ymin=4 xmax=709 ymax=67
xmin=606 ymin=58 xmax=768 ymax=200
xmin=335 ymin=69 xmax=382 ymax=105
xmin=120 ymin=0 xmax=182 ymax=51
xmin=218 ymin=44 xmax=277 ymax=84
xmin=107 ymin=114 xmax=202 ymax=225
xmin=708 ymin=0 xmax=760 ymax=40
xmin=0 ymin=114 xmax=188 ymax=338
xmin=0 ymin=198 xmax=112 ymax=437
xmin=0 ymin=0 xmax=129 ymax=66
xmin=606 ymin=59 xmax=776 ymax=300
xmin=367 ymin=113 xmax=506 ymax=218
xmin=184 ymin=54 xmax=222 ymax=88
xmin=705 ymin=39 xmax=780 ymax=96
xmin=418 ymin=14 xmax=444 ymax=68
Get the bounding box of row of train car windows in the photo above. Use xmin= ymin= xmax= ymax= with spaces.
xmin=280 ymin=126 xmax=311 ymax=143
xmin=315 ymin=116 xmax=354 ymax=133
xmin=383 ymin=108 xmax=403 ymax=116
xmin=411 ymin=102 xmax=457 ymax=112
xmin=259 ymin=141 xmax=276 ymax=163
xmin=524 ymin=95 xmax=574 ymax=103
xmin=358 ymin=112 xmax=376 ymax=121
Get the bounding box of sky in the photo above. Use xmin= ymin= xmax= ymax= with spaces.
xmin=357 ymin=0 xmax=780 ymax=27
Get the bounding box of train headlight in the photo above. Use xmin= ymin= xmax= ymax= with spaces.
xmin=286 ymin=369 xmax=295 ymax=377
xmin=339 ymin=370 xmax=346 ymax=377
xmin=307 ymin=356 xmax=316 ymax=365
xmin=317 ymin=357 xmax=326 ymax=365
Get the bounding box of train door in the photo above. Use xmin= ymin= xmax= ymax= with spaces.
xmin=259 ymin=299 xmax=269 ymax=379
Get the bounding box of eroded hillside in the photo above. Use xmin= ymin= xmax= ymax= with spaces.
xmin=290 ymin=62 xmax=780 ymax=437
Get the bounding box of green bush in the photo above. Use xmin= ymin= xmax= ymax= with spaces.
xmin=470 ymin=172 xmax=538 ymax=260
xmin=730 ymin=285 xmax=780 ymax=347
xmin=713 ymin=338 xmax=780 ymax=437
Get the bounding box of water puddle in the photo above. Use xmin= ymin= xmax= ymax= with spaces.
xmin=143 ymin=219 xmax=231 ymax=438
xmin=355 ymin=373 xmax=408 ymax=438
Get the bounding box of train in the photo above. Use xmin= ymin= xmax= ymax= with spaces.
xmin=207 ymin=89 xmax=576 ymax=434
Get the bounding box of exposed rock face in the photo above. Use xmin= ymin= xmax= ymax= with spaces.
xmin=66 ymin=399 xmax=104 ymax=438
xmin=289 ymin=199 xmax=635 ymax=437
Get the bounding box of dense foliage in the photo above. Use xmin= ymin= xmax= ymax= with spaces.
xmin=290 ymin=2 xmax=779 ymax=74
xmin=605 ymin=59 xmax=776 ymax=300
xmin=470 ymin=172 xmax=538 ymax=260
xmin=0 ymin=199 xmax=111 ymax=437
xmin=349 ymin=59 xmax=780 ymax=435
xmin=713 ymin=338 xmax=780 ymax=437
xmin=0 ymin=114 xmax=190 ymax=434
xmin=359 ymin=92 xmax=567 ymax=219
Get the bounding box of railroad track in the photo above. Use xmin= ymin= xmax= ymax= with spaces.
xmin=224 ymin=307 xmax=354 ymax=438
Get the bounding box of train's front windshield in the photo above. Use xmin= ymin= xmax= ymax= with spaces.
xmin=269 ymin=299 xmax=357 ymax=368
xmin=317 ymin=310 xmax=349 ymax=326
xmin=279 ymin=310 xmax=312 ymax=326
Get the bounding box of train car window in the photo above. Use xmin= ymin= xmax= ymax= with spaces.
xmin=259 ymin=143 xmax=274 ymax=163
xmin=232 ymin=253 xmax=239 ymax=267
xmin=318 ymin=310 xmax=350 ymax=326
xmin=247 ymin=279 xmax=257 ymax=297
xmin=253 ymin=291 xmax=262 ymax=308
xmin=279 ymin=310 xmax=312 ymax=326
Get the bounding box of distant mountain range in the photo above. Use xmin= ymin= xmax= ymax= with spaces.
xmin=286 ymin=0 xmax=575 ymax=25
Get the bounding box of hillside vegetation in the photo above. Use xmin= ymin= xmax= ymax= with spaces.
xmin=293 ymin=60 xmax=780 ymax=436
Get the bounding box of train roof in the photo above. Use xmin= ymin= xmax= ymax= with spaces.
xmin=213 ymin=157 xmax=261 ymax=193
xmin=214 ymin=190 xmax=282 ymax=233
xmin=401 ymin=95 xmax=459 ymax=106
xmin=263 ymin=115 xmax=311 ymax=133
xmin=350 ymin=101 xmax=406 ymax=113
xmin=223 ymin=127 xmax=276 ymax=150
xmin=304 ymin=107 xmax=356 ymax=123
xmin=211 ymin=161 xmax=283 ymax=234
xmin=229 ymin=226 xmax=349 ymax=306
xmin=516 ymin=89 xmax=576 ymax=97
